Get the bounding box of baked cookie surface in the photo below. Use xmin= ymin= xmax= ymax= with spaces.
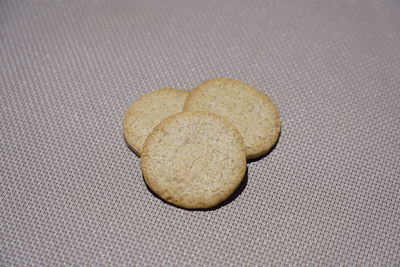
xmin=140 ymin=111 xmax=247 ymax=209
xmin=123 ymin=88 xmax=189 ymax=156
xmin=184 ymin=78 xmax=281 ymax=159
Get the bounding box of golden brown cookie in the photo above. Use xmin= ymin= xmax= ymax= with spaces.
xmin=123 ymin=88 xmax=189 ymax=156
xmin=184 ymin=78 xmax=281 ymax=159
xmin=140 ymin=111 xmax=247 ymax=209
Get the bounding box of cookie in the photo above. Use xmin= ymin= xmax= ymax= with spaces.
xmin=123 ymin=88 xmax=189 ymax=156
xmin=140 ymin=111 xmax=247 ymax=209
xmin=184 ymin=78 xmax=281 ymax=159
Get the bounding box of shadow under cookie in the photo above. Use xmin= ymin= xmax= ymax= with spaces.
xmin=247 ymin=131 xmax=281 ymax=163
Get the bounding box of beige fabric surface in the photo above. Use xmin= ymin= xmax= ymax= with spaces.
xmin=1 ymin=0 xmax=400 ymax=265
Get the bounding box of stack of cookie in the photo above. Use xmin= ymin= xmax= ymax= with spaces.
xmin=123 ymin=78 xmax=281 ymax=209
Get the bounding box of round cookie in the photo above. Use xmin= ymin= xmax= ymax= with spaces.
xmin=184 ymin=78 xmax=281 ymax=159
xmin=123 ymin=88 xmax=189 ymax=156
xmin=140 ymin=111 xmax=247 ymax=209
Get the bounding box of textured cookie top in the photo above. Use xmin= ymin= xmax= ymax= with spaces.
xmin=184 ymin=78 xmax=281 ymax=159
xmin=140 ymin=111 xmax=247 ymax=209
xmin=123 ymin=88 xmax=189 ymax=156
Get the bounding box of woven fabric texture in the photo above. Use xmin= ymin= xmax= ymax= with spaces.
xmin=1 ymin=0 xmax=400 ymax=265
